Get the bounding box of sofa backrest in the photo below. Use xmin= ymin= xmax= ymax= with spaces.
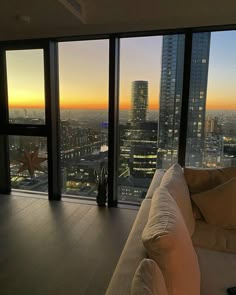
xmin=160 ymin=163 xmax=195 ymax=236
xmin=184 ymin=167 xmax=236 ymax=194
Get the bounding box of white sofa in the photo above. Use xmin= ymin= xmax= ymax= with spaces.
xmin=106 ymin=165 xmax=236 ymax=295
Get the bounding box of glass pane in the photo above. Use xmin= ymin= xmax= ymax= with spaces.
xmin=59 ymin=40 xmax=109 ymax=198
xmin=6 ymin=49 xmax=45 ymax=124
xmin=9 ymin=136 xmax=48 ymax=192
xmin=186 ymin=31 xmax=236 ymax=168
xmin=118 ymin=35 xmax=185 ymax=202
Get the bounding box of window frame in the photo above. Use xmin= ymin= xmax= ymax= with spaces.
xmin=0 ymin=40 xmax=61 ymax=200
xmin=0 ymin=25 xmax=235 ymax=204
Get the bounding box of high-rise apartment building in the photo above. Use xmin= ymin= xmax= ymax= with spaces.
xmin=186 ymin=33 xmax=211 ymax=167
xmin=158 ymin=33 xmax=211 ymax=168
xmin=119 ymin=80 xmax=157 ymax=200
xmin=127 ymin=80 xmax=157 ymax=178
xmin=130 ymin=80 xmax=148 ymax=124
xmin=205 ymin=116 xmax=220 ymax=135
xmin=158 ymin=35 xmax=185 ymax=168
xmin=129 ymin=121 xmax=158 ymax=178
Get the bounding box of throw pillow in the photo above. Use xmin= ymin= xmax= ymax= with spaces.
xmin=160 ymin=163 xmax=195 ymax=236
xmin=192 ymin=220 xmax=236 ymax=254
xmin=142 ymin=187 xmax=200 ymax=295
xmin=184 ymin=166 xmax=236 ymax=194
xmin=131 ymin=259 xmax=168 ymax=295
xmin=192 ymin=178 xmax=236 ymax=229
xmin=192 ymin=202 xmax=204 ymax=220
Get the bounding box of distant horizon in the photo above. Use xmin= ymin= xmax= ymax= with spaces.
xmin=8 ymin=102 xmax=236 ymax=111
xmin=9 ymin=106 xmax=236 ymax=111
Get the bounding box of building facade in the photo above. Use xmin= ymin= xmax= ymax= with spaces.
xmin=186 ymin=32 xmax=211 ymax=167
xmin=119 ymin=80 xmax=158 ymax=201
xmin=158 ymin=33 xmax=211 ymax=168
xmin=130 ymin=80 xmax=148 ymax=124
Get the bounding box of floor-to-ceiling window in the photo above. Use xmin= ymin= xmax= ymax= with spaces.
xmin=118 ymin=35 xmax=185 ymax=202
xmin=0 ymin=28 xmax=235 ymax=203
xmin=58 ymin=40 xmax=109 ymax=198
xmin=5 ymin=49 xmax=48 ymax=193
xmin=186 ymin=30 xmax=236 ymax=168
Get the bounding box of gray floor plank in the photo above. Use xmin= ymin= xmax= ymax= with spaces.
xmin=0 ymin=195 xmax=137 ymax=295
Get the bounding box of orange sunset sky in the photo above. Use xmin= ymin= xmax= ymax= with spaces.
xmin=6 ymin=31 xmax=236 ymax=111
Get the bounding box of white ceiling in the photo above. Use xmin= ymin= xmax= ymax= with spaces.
xmin=0 ymin=0 xmax=235 ymax=40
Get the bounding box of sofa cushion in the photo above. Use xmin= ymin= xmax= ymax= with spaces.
xmin=142 ymin=187 xmax=200 ymax=295
xmin=195 ymin=247 xmax=236 ymax=295
xmin=160 ymin=163 xmax=195 ymax=236
xmin=184 ymin=166 xmax=236 ymax=194
xmin=146 ymin=169 xmax=165 ymax=199
xmin=192 ymin=220 xmax=236 ymax=254
xmin=192 ymin=202 xmax=204 ymax=220
xmin=192 ymin=178 xmax=236 ymax=229
xmin=131 ymin=259 xmax=168 ymax=295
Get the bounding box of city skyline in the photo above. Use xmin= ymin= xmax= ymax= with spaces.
xmin=6 ymin=30 xmax=236 ymax=202
xmin=5 ymin=30 xmax=236 ymax=110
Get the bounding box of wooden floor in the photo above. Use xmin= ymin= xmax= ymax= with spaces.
xmin=0 ymin=195 xmax=138 ymax=295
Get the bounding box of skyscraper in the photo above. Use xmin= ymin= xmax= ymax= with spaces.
xmin=186 ymin=33 xmax=211 ymax=167
xmin=158 ymin=35 xmax=185 ymax=168
xmin=119 ymin=80 xmax=157 ymax=201
xmin=158 ymin=33 xmax=211 ymax=168
xmin=129 ymin=80 xmax=157 ymax=178
xmin=130 ymin=80 xmax=148 ymax=124
xmin=129 ymin=121 xmax=158 ymax=178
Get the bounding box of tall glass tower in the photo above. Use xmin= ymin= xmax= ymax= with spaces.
xmin=158 ymin=33 xmax=211 ymax=168
xmin=186 ymin=33 xmax=211 ymax=167
xmin=158 ymin=35 xmax=185 ymax=168
xmin=121 ymin=80 xmax=157 ymax=179
xmin=130 ymin=80 xmax=148 ymax=124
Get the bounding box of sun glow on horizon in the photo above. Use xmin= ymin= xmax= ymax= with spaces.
xmin=5 ymin=31 xmax=236 ymax=112
xmin=6 ymin=49 xmax=45 ymax=111
xmin=9 ymin=98 xmax=236 ymax=111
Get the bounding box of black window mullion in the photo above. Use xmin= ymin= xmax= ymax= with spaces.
xmin=178 ymin=31 xmax=193 ymax=166
xmin=0 ymin=125 xmax=47 ymax=136
xmin=0 ymin=135 xmax=10 ymax=194
xmin=0 ymin=48 xmax=10 ymax=194
xmin=108 ymin=36 xmax=120 ymax=207
xmin=0 ymin=42 xmax=60 ymax=199
xmin=44 ymin=41 xmax=61 ymax=201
